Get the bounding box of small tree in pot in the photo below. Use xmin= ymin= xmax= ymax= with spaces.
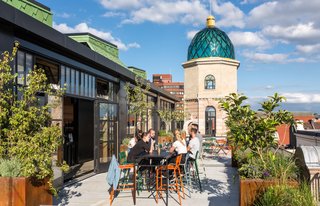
xmin=0 ymin=43 xmax=67 ymax=205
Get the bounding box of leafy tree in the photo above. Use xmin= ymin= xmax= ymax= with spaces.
xmin=157 ymin=108 xmax=174 ymax=132
xmin=0 ymin=43 xmax=66 ymax=194
xmin=220 ymin=93 xmax=294 ymax=168
xmin=124 ymin=76 xmax=154 ymax=131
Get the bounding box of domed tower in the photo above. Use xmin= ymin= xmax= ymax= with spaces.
xmin=183 ymin=15 xmax=240 ymax=136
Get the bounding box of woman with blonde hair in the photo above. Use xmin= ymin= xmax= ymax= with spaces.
xmin=169 ymin=129 xmax=187 ymax=163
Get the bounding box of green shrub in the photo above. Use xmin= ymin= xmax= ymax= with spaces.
xmin=0 ymin=158 xmax=22 ymax=177
xmin=254 ymin=182 xmax=316 ymax=206
xmin=158 ymin=130 xmax=167 ymax=136
xmin=239 ymin=152 xmax=298 ymax=182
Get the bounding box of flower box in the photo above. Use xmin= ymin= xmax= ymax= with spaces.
xmin=239 ymin=178 xmax=298 ymax=206
xmin=0 ymin=177 xmax=52 ymax=206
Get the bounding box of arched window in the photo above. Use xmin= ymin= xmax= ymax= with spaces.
xmin=205 ymin=106 xmax=216 ymax=136
xmin=205 ymin=75 xmax=215 ymax=89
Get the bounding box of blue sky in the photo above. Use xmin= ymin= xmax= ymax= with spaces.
xmin=38 ymin=0 xmax=320 ymax=112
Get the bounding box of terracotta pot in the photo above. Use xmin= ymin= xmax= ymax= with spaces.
xmin=239 ymin=178 xmax=298 ymax=206
xmin=0 ymin=177 xmax=52 ymax=206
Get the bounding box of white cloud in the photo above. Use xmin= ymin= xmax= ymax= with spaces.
xmin=211 ymin=0 xmax=245 ymax=28
xmin=228 ymin=31 xmax=268 ymax=48
xmin=296 ymin=44 xmax=320 ymax=54
xmin=243 ymin=52 xmax=288 ymax=63
xmin=53 ymin=22 xmax=140 ymax=51
xmin=247 ymin=0 xmax=320 ymax=28
xmin=102 ymin=11 xmax=125 ymax=18
xmin=282 ymin=93 xmax=320 ymax=103
xmin=263 ymin=23 xmax=320 ymax=44
xmin=99 ymin=0 xmax=142 ymax=10
xmin=265 ymin=85 xmax=273 ymax=90
xmin=121 ymin=1 xmax=208 ymax=26
xmin=187 ymin=30 xmax=199 ymax=40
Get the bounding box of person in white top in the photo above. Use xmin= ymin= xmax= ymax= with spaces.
xmin=169 ymin=129 xmax=187 ymax=163
xmin=128 ymin=130 xmax=142 ymax=152
xmin=188 ymin=128 xmax=200 ymax=160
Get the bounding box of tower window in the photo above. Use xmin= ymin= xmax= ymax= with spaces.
xmin=205 ymin=75 xmax=215 ymax=89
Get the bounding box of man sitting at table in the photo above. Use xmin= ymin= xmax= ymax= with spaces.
xmin=169 ymin=129 xmax=187 ymax=164
xmin=147 ymin=128 xmax=156 ymax=152
xmin=127 ymin=132 xmax=151 ymax=164
xmin=187 ymin=128 xmax=200 ymax=161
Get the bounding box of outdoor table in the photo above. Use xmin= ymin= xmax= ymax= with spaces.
xmin=134 ymin=150 xmax=173 ymax=206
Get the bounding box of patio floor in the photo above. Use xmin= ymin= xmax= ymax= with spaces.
xmin=54 ymin=153 xmax=239 ymax=206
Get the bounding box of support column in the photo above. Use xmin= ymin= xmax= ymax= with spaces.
xmin=118 ymin=80 xmax=128 ymax=154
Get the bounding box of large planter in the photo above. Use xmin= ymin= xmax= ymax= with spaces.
xmin=0 ymin=177 xmax=52 ymax=206
xmin=239 ymin=178 xmax=298 ymax=206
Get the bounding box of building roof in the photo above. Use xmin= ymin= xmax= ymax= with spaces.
xmin=187 ymin=16 xmax=235 ymax=61
xmin=0 ymin=1 xmax=179 ymax=102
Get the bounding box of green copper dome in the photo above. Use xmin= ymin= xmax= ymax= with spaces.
xmin=187 ymin=16 xmax=235 ymax=61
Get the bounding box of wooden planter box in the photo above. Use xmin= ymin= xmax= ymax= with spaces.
xmin=240 ymin=178 xmax=298 ymax=206
xmin=0 ymin=177 xmax=52 ymax=206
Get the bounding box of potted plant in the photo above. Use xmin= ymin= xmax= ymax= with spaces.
xmin=120 ymin=137 xmax=131 ymax=152
xmin=0 ymin=43 xmax=67 ymax=205
xmin=220 ymin=93 xmax=300 ymax=206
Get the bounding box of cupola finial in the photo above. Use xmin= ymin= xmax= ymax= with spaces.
xmin=206 ymin=15 xmax=215 ymax=28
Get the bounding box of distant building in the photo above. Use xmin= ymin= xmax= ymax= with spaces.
xmin=153 ymin=74 xmax=184 ymax=111
xmin=153 ymin=74 xmax=184 ymax=129
xmin=183 ymin=15 xmax=239 ymax=136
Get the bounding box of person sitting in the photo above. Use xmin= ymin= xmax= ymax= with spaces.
xmin=128 ymin=130 xmax=142 ymax=152
xmin=168 ymin=129 xmax=187 ymax=164
xmin=187 ymin=128 xmax=200 ymax=162
xmin=127 ymin=132 xmax=150 ymax=164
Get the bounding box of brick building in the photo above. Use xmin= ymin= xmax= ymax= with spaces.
xmin=153 ymin=74 xmax=184 ymax=111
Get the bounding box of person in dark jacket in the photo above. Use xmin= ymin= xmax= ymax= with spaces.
xmin=127 ymin=132 xmax=150 ymax=163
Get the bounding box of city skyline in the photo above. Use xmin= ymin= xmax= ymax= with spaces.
xmin=38 ymin=0 xmax=320 ymax=112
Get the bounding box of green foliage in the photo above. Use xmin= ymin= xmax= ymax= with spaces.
xmin=254 ymin=182 xmax=316 ymax=206
xmin=220 ymin=93 xmax=294 ymax=153
xmin=0 ymin=43 xmax=64 ymax=194
xmin=239 ymin=152 xmax=298 ymax=183
xmin=158 ymin=130 xmax=167 ymax=136
xmin=124 ymin=76 xmax=154 ymax=124
xmin=122 ymin=137 xmax=131 ymax=145
xmin=0 ymin=158 xmax=22 ymax=177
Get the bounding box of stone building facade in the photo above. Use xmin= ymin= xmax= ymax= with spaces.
xmin=183 ymin=16 xmax=240 ymax=136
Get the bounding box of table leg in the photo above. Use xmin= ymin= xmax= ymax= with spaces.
xmin=166 ymin=168 xmax=169 ymax=206
xmin=133 ymin=165 xmax=136 ymax=205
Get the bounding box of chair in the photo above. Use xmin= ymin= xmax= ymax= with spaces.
xmin=156 ymin=154 xmax=184 ymax=206
xmin=189 ymin=151 xmax=202 ymax=192
xmin=215 ymin=138 xmax=229 ymax=155
xmin=109 ymin=152 xmax=135 ymax=206
xmin=180 ymin=153 xmax=192 ymax=197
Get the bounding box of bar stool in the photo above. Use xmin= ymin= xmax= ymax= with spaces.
xmin=189 ymin=151 xmax=202 ymax=192
xmin=156 ymin=154 xmax=184 ymax=205
xmin=109 ymin=152 xmax=135 ymax=206
xmin=180 ymin=153 xmax=192 ymax=197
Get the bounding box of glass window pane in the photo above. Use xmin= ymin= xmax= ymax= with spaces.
xmin=17 ymin=51 xmax=25 ymax=85
xmin=92 ymin=77 xmax=96 ymax=98
xmin=80 ymin=72 xmax=84 ymax=96
xmin=88 ymin=75 xmax=92 ymax=98
xmin=66 ymin=67 xmax=70 ymax=93
xmin=70 ymin=69 xmax=75 ymax=94
xmin=60 ymin=65 xmax=65 ymax=89
xmin=75 ymin=70 xmax=79 ymax=95
xmin=85 ymin=73 xmax=88 ymax=97
xmin=25 ymin=53 xmax=32 ymax=85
